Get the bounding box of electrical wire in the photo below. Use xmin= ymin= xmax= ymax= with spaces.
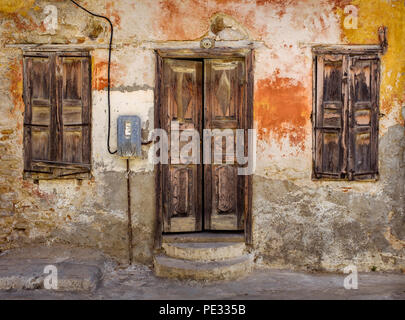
xmin=69 ymin=0 xmax=117 ymax=154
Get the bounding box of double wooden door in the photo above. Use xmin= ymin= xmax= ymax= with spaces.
xmin=160 ymin=57 xmax=249 ymax=233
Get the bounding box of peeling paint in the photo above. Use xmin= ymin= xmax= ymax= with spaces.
xmin=7 ymin=58 xmax=24 ymax=118
xmin=255 ymin=74 xmax=311 ymax=150
xmin=92 ymin=59 xmax=124 ymax=91
xmin=106 ymin=1 xmax=122 ymax=29
xmin=156 ymin=0 xmax=209 ymax=40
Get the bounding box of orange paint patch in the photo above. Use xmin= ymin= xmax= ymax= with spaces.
xmin=9 ymin=13 xmax=40 ymax=32
xmin=92 ymin=60 xmax=125 ymax=91
xmin=255 ymin=76 xmax=311 ymax=150
xmin=157 ymin=0 xmax=208 ymax=40
xmin=21 ymin=180 xmax=53 ymax=202
xmin=7 ymin=59 xmax=24 ymax=117
xmin=341 ymin=187 xmax=352 ymax=193
xmin=256 ymin=0 xmax=293 ymax=4
xmin=155 ymin=0 xmax=293 ymax=41
xmin=106 ymin=2 xmax=121 ymax=29
xmin=328 ymin=0 xmax=352 ymax=11
xmin=255 ymin=0 xmax=292 ymax=15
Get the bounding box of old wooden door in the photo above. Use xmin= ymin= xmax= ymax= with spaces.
xmin=204 ymin=59 xmax=245 ymax=231
xmin=161 ymin=57 xmax=247 ymax=233
xmin=161 ymin=59 xmax=203 ymax=232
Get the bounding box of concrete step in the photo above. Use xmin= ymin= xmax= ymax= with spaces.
xmin=162 ymin=242 xmax=246 ymax=261
xmin=154 ymin=254 xmax=253 ymax=281
xmin=163 ymin=232 xmax=244 ymax=243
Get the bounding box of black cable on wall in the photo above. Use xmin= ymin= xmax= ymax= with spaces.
xmin=69 ymin=0 xmax=117 ymax=154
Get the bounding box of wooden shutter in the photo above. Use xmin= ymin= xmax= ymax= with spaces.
xmin=313 ymin=55 xmax=347 ymax=179
xmin=23 ymin=52 xmax=91 ymax=179
xmin=23 ymin=55 xmax=54 ymax=174
xmin=348 ymin=56 xmax=379 ymax=180
xmin=162 ymin=59 xmax=203 ymax=232
xmin=204 ymin=59 xmax=245 ymax=230
xmin=57 ymin=55 xmax=91 ymax=166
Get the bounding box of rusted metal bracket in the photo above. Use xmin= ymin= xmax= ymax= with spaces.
xmin=378 ymin=26 xmax=388 ymax=54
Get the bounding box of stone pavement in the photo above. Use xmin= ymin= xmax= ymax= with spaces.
xmin=0 ymin=245 xmax=404 ymax=300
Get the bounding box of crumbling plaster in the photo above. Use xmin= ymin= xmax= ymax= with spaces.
xmin=0 ymin=0 xmax=403 ymax=271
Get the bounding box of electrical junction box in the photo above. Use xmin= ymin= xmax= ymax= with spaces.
xmin=117 ymin=115 xmax=142 ymax=158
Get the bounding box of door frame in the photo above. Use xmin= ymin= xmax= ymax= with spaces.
xmin=153 ymin=48 xmax=254 ymax=249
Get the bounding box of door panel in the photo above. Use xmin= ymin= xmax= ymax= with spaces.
xmin=162 ymin=59 xmax=203 ymax=232
xmin=204 ymin=59 xmax=245 ymax=231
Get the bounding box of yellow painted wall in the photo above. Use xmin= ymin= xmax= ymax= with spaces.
xmin=0 ymin=0 xmax=35 ymax=15
xmin=337 ymin=0 xmax=405 ymax=118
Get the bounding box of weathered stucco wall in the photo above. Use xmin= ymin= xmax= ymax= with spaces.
xmin=0 ymin=0 xmax=404 ymax=271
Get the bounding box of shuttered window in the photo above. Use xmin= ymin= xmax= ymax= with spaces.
xmin=313 ymin=52 xmax=380 ymax=181
xmin=23 ymin=51 xmax=91 ymax=179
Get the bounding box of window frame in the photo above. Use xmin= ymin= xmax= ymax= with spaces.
xmin=22 ymin=50 xmax=92 ymax=180
xmin=312 ymin=46 xmax=382 ymax=181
